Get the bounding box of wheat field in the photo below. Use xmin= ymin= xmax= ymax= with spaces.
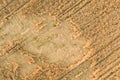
xmin=0 ymin=0 xmax=120 ymax=80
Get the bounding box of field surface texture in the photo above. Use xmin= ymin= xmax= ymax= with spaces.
xmin=0 ymin=0 xmax=120 ymax=80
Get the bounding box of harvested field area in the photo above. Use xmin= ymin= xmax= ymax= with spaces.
xmin=0 ymin=0 xmax=120 ymax=80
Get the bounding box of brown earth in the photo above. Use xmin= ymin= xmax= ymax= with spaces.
xmin=0 ymin=0 xmax=120 ymax=80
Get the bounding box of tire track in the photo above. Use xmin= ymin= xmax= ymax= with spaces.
xmin=5 ymin=0 xmax=30 ymax=19
xmin=58 ymin=0 xmax=85 ymax=18
xmin=82 ymin=11 xmax=120 ymax=39
xmin=88 ymin=32 xmax=120 ymax=62
xmin=69 ymin=44 xmax=120 ymax=80
xmin=91 ymin=33 xmax=120 ymax=67
xmin=98 ymin=61 xmax=120 ymax=80
xmin=57 ymin=32 xmax=120 ymax=80
xmin=81 ymin=10 xmax=114 ymax=31
xmin=0 ymin=0 xmax=30 ymax=21
xmin=81 ymin=1 xmax=120 ymax=31
xmin=69 ymin=0 xmax=119 ymax=32
xmin=93 ymin=46 xmax=120 ymax=67
xmin=93 ymin=50 xmax=120 ymax=75
xmin=107 ymin=68 xmax=120 ymax=80
xmin=61 ymin=0 xmax=92 ymax=20
xmin=88 ymin=26 xmax=120 ymax=56
xmin=93 ymin=49 xmax=120 ymax=79
xmin=0 ymin=0 xmax=14 ymax=12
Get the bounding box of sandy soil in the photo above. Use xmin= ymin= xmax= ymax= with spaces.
xmin=0 ymin=0 xmax=120 ymax=80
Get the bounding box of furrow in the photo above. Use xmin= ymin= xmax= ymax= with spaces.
xmin=49 ymin=0 xmax=78 ymax=16
xmin=93 ymin=55 xmax=120 ymax=79
xmin=94 ymin=50 xmax=120 ymax=75
xmin=58 ymin=0 xmax=85 ymax=18
xmin=91 ymin=33 xmax=120 ymax=66
xmin=98 ymin=62 xmax=120 ymax=80
xmin=5 ymin=0 xmax=30 ymax=19
xmin=0 ymin=0 xmax=14 ymax=12
xmin=57 ymin=32 xmax=120 ymax=80
xmin=88 ymin=32 xmax=120 ymax=62
xmin=59 ymin=0 xmax=92 ymax=20
xmin=75 ymin=0 xmax=120 ymax=31
xmin=107 ymin=68 xmax=120 ymax=80
xmin=0 ymin=0 xmax=30 ymax=21
xmin=89 ymin=27 xmax=120 ymax=50
xmin=62 ymin=0 xmax=92 ymax=20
